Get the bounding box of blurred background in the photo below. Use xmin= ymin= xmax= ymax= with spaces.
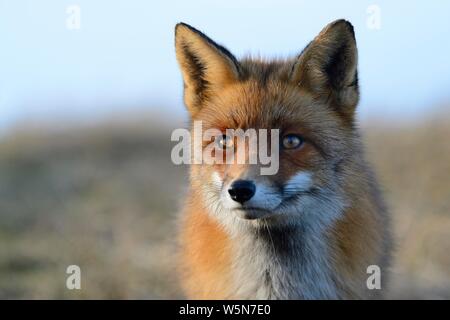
xmin=0 ymin=0 xmax=449 ymax=299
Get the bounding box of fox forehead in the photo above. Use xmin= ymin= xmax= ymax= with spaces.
xmin=196 ymin=78 xmax=329 ymax=127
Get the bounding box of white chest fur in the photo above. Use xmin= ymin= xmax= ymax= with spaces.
xmin=230 ymin=223 xmax=338 ymax=299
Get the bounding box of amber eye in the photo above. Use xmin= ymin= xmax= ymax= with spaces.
xmin=282 ymin=134 xmax=304 ymax=149
xmin=216 ymin=134 xmax=234 ymax=149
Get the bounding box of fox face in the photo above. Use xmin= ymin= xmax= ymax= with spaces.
xmin=175 ymin=20 xmax=360 ymax=230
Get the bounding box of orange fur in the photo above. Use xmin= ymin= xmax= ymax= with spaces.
xmin=178 ymin=191 xmax=234 ymax=299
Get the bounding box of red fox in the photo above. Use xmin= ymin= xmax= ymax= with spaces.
xmin=174 ymin=20 xmax=392 ymax=299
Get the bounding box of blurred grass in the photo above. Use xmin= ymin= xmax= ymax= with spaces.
xmin=364 ymin=116 xmax=450 ymax=299
xmin=0 ymin=114 xmax=449 ymax=299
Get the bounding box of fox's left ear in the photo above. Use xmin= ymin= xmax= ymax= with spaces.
xmin=291 ymin=20 xmax=359 ymax=117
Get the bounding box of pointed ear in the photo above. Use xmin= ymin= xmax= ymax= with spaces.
xmin=175 ymin=23 xmax=241 ymax=116
xmin=291 ymin=20 xmax=359 ymax=117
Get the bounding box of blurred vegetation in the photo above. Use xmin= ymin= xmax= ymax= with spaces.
xmin=0 ymin=113 xmax=449 ymax=299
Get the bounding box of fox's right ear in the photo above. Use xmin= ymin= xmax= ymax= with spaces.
xmin=175 ymin=23 xmax=241 ymax=116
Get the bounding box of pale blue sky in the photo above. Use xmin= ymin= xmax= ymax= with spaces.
xmin=1 ymin=0 xmax=450 ymax=131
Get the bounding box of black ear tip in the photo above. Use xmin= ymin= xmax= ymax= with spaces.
xmin=175 ymin=22 xmax=202 ymax=35
xmin=330 ymin=19 xmax=355 ymax=38
xmin=332 ymin=19 xmax=353 ymax=27
xmin=176 ymin=22 xmax=189 ymax=28
xmin=175 ymin=22 xmax=188 ymax=34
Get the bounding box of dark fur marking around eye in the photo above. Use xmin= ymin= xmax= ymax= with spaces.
xmin=303 ymin=137 xmax=329 ymax=160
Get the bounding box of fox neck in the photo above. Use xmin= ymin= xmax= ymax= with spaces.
xmin=228 ymin=219 xmax=338 ymax=299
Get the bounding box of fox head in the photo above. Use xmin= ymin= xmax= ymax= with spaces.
xmin=175 ymin=20 xmax=361 ymax=230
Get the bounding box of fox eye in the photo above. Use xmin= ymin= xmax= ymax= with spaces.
xmin=282 ymin=134 xmax=304 ymax=150
xmin=216 ymin=134 xmax=234 ymax=149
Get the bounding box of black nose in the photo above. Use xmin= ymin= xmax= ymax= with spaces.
xmin=228 ymin=180 xmax=256 ymax=204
